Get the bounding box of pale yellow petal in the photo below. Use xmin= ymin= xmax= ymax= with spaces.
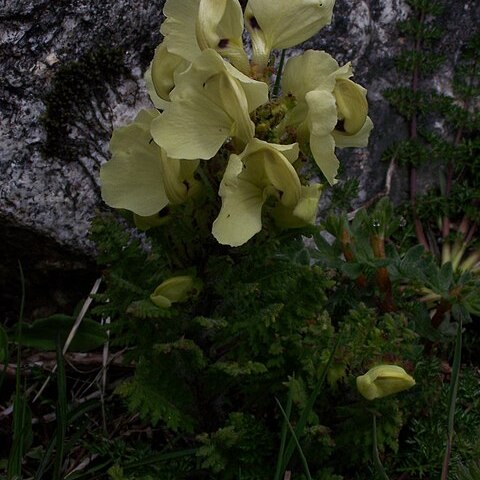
xmin=151 ymin=85 xmax=233 ymax=160
xmin=238 ymin=139 xmax=301 ymax=205
xmin=150 ymin=43 xmax=189 ymax=101
xmin=144 ymin=65 xmax=169 ymax=110
xmin=282 ymin=50 xmax=340 ymax=99
xmin=310 ymin=134 xmax=338 ymax=186
xmin=333 ymin=116 xmax=373 ymax=148
xmin=262 ymin=150 xmax=301 ymax=207
xmin=273 ymin=184 xmax=322 ymax=228
xmin=161 ymin=0 xmax=201 ymax=61
xmin=245 ymin=0 xmax=335 ymax=65
xmin=100 ymin=109 xmax=169 ymax=216
xmin=154 ymin=50 xmax=266 ymax=159
xmin=305 ymin=90 xmax=338 ymax=137
xmin=196 ymin=0 xmax=249 ymax=73
xmin=212 ymin=154 xmax=264 ymax=246
xmin=356 ymin=365 xmax=416 ymax=400
xmin=160 ymin=151 xmax=200 ymax=204
xmin=334 ymin=79 xmax=368 ymax=134
xmin=224 ymin=60 xmax=269 ymax=112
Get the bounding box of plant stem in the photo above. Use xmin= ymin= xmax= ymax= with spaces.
xmin=430 ymin=299 xmax=452 ymax=329
xmin=272 ymin=49 xmax=286 ymax=97
xmin=409 ymin=7 xmax=430 ymax=251
xmin=341 ymin=228 xmax=367 ymax=288
xmin=370 ymin=234 xmax=395 ymax=312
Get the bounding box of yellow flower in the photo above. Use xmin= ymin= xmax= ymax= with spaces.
xmin=149 ymin=0 xmax=251 ymax=107
xmin=245 ymin=0 xmax=335 ymax=67
xmin=151 ymin=49 xmax=268 ymax=161
xmin=356 ymin=365 xmax=415 ymax=401
xmin=150 ymin=276 xmax=203 ymax=308
xmin=196 ymin=0 xmax=250 ymax=73
xmin=282 ymin=50 xmax=373 ymax=185
xmin=212 ymin=138 xmax=302 ymax=246
xmin=100 ymin=109 xmax=199 ymax=217
xmin=149 ymin=44 xmax=190 ymax=102
xmin=161 ymin=0 xmax=202 ymax=62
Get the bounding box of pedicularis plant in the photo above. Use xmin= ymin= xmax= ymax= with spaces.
xmin=86 ymin=0 xmax=480 ymax=479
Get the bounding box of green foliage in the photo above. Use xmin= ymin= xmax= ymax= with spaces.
xmin=398 ymin=365 xmax=480 ymax=478
xmin=8 ymin=3 xmax=479 ymax=478
xmin=196 ymin=412 xmax=274 ymax=478
xmin=88 ymin=201 xmax=460 ymax=478
xmin=329 ymin=178 xmax=360 ymax=213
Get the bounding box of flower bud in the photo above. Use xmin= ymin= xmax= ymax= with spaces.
xmin=150 ymin=276 xmax=202 ymax=308
xmin=356 ymin=365 xmax=415 ymax=401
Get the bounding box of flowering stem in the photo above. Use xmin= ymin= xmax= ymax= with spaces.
xmin=273 ymin=49 xmax=286 ymax=97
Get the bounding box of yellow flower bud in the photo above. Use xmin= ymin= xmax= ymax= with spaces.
xmin=356 ymin=365 xmax=415 ymax=401
xmin=150 ymin=276 xmax=202 ymax=308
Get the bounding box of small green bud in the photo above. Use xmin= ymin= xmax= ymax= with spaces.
xmin=356 ymin=365 xmax=415 ymax=400
xmin=150 ymin=276 xmax=202 ymax=308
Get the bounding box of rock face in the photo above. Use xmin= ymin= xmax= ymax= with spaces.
xmin=1 ymin=0 xmax=479 ymax=257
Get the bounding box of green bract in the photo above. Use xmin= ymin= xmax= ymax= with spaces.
xmin=150 ymin=276 xmax=203 ymax=308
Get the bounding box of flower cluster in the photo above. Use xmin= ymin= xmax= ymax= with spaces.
xmin=100 ymin=0 xmax=373 ymax=247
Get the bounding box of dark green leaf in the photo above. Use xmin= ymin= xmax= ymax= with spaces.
xmin=18 ymin=315 xmax=106 ymax=351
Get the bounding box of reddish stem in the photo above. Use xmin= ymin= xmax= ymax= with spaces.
xmin=371 ymin=234 xmax=396 ymax=312
xmin=341 ymin=229 xmax=367 ymax=288
xmin=409 ymin=9 xmax=431 ymax=252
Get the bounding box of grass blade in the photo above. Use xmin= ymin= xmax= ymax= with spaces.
xmin=441 ymin=311 xmax=463 ymax=480
xmin=372 ymin=415 xmax=390 ymax=480
xmin=122 ymin=448 xmax=197 ymax=471
xmin=0 ymin=324 xmax=9 ymax=390
xmin=35 ymin=400 xmax=101 ymax=480
xmin=7 ymin=262 xmax=27 ymax=480
xmin=282 ymin=336 xmax=341 ymax=471
xmin=275 ymin=398 xmax=312 ymax=480
xmin=274 ymin=386 xmax=293 ymax=480
xmin=53 ymin=335 xmax=69 ymax=480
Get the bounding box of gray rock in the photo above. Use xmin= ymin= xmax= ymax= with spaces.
xmin=0 ymin=0 xmax=164 ymax=254
xmin=1 ymin=0 xmax=478 ymax=256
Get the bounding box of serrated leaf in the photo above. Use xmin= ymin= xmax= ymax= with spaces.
xmin=438 ymin=262 xmax=453 ymax=293
xmin=213 ymin=361 xmax=268 ymax=377
xmin=154 ymin=339 xmax=206 ymax=368
xmin=126 ymin=299 xmax=166 ymax=319
xmin=193 ymin=316 xmax=228 ymax=330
